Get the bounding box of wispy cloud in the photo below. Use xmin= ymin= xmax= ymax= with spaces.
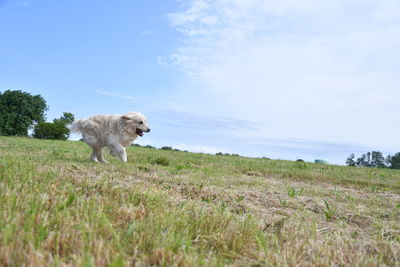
xmin=95 ymin=90 xmax=137 ymax=101
xmin=17 ymin=0 xmax=31 ymax=6
xmin=155 ymin=110 xmax=257 ymax=133
xmin=166 ymin=0 xmax=400 ymax=154
xmin=141 ymin=30 xmax=152 ymax=36
xmin=142 ymin=110 xmax=372 ymax=163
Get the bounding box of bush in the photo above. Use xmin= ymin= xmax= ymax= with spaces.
xmin=33 ymin=122 xmax=69 ymax=140
xmin=33 ymin=112 xmax=74 ymax=140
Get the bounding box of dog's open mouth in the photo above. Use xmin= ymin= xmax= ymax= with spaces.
xmin=136 ymin=128 xmax=144 ymax=137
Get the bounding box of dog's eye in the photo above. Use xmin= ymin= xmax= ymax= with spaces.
xmin=139 ymin=121 xmax=143 ymax=124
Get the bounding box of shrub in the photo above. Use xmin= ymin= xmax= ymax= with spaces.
xmin=33 ymin=122 xmax=69 ymax=140
xmin=32 ymin=112 xmax=74 ymax=140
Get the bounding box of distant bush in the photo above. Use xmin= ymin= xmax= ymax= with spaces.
xmin=33 ymin=112 xmax=74 ymax=140
xmin=161 ymin=146 xmax=173 ymax=151
xmin=296 ymin=159 xmax=304 ymax=162
xmin=216 ymin=152 xmax=240 ymax=157
xmin=33 ymin=122 xmax=70 ymax=140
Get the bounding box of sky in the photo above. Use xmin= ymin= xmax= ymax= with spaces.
xmin=1 ymin=0 xmax=399 ymax=164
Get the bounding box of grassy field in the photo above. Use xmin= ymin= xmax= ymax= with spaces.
xmin=0 ymin=137 xmax=399 ymax=266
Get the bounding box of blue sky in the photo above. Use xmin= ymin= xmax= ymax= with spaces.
xmin=1 ymin=0 xmax=399 ymax=164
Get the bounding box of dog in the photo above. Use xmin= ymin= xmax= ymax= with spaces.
xmin=70 ymin=112 xmax=150 ymax=163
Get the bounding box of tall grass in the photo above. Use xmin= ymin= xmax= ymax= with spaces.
xmin=0 ymin=137 xmax=400 ymax=266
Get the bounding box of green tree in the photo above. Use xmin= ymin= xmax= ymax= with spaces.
xmin=33 ymin=112 xmax=75 ymax=140
xmin=370 ymin=151 xmax=386 ymax=168
xmin=346 ymin=153 xmax=356 ymax=166
xmin=53 ymin=112 xmax=75 ymax=125
xmin=387 ymin=152 xmax=400 ymax=169
xmin=356 ymin=152 xmax=371 ymax=167
xmin=0 ymin=90 xmax=47 ymax=136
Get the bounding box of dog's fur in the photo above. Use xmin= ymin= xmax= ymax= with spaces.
xmin=70 ymin=112 xmax=150 ymax=163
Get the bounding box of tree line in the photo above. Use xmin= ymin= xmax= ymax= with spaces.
xmin=0 ymin=90 xmax=74 ymax=140
xmin=346 ymin=151 xmax=400 ymax=169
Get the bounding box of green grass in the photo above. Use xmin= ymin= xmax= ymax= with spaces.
xmin=0 ymin=136 xmax=400 ymax=266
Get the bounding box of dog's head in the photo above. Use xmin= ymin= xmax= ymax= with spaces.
xmin=120 ymin=112 xmax=151 ymax=137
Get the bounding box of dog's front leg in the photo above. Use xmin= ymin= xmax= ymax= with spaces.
xmin=109 ymin=143 xmax=127 ymax=162
xmin=90 ymin=149 xmax=99 ymax=162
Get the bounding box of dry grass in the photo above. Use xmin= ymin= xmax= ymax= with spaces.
xmin=0 ymin=137 xmax=399 ymax=266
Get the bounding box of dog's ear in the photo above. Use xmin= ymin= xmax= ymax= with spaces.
xmin=121 ymin=115 xmax=132 ymax=122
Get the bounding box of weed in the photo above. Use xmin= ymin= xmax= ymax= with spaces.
xmin=278 ymin=197 xmax=288 ymax=207
xmin=138 ymin=166 xmax=150 ymax=172
xmin=370 ymin=185 xmax=379 ymax=193
xmin=151 ymin=156 xmax=170 ymax=166
xmin=323 ymin=199 xmax=336 ymax=220
xmin=236 ymin=195 xmax=245 ymax=202
xmin=287 ymin=186 xmax=304 ymax=197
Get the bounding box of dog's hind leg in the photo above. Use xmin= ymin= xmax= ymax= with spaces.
xmin=96 ymin=147 xmax=109 ymax=164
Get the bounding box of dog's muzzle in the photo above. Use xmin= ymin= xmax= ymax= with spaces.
xmin=136 ymin=128 xmax=150 ymax=137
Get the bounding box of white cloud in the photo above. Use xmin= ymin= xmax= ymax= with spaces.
xmin=95 ymin=90 xmax=137 ymax=101
xmin=141 ymin=30 xmax=152 ymax=36
xmin=167 ymin=0 xmax=400 ymax=152
xmin=17 ymin=0 xmax=31 ymax=6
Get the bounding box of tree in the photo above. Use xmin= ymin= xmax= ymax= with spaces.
xmin=53 ymin=112 xmax=74 ymax=125
xmin=0 ymin=90 xmax=47 ymax=136
xmin=387 ymin=152 xmax=400 ymax=169
xmin=370 ymin=151 xmax=385 ymax=168
xmin=346 ymin=153 xmax=356 ymax=166
xmin=385 ymin=155 xmax=392 ymax=167
xmin=356 ymin=152 xmax=371 ymax=167
xmin=33 ymin=112 xmax=75 ymax=140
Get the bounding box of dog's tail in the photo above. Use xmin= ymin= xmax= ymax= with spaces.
xmin=69 ymin=119 xmax=85 ymax=134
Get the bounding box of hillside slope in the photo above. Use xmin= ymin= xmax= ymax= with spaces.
xmin=0 ymin=137 xmax=399 ymax=266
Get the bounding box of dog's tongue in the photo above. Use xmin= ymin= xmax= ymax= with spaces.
xmin=136 ymin=129 xmax=144 ymax=137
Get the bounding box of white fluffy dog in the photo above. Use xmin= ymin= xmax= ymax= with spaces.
xmin=70 ymin=112 xmax=150 ymax=163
